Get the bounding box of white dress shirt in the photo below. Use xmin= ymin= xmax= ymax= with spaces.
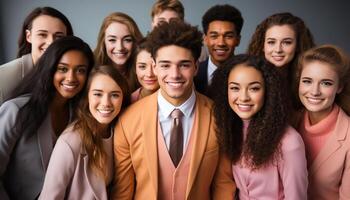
xmin=207 ymin=56 xmax=218 ymax=85
xmin=157 ymin=89 xmax=196 ymax=153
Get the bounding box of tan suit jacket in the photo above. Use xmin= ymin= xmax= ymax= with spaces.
xmin=0 ymin=54 xmax=34 ymax=105
xmin=308 ymin=108 xmax=350 ymax=200
xmin=112 ymin=91 xmax=235 ymax=200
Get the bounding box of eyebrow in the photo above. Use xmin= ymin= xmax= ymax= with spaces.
xmin=229 ymin=81 xmax=263 ymax=85
xmin=58 ymin=62 xmax=87 ymax=67
xmin=158 ymin=60 xmax=192 ymax=63
xmin=91 ymin=89 xmax=122 ymax=93
xmin=301 ymin=76 xmax=335 ymax=82
xmin=36 ymin=29 xmax=65 ymax=34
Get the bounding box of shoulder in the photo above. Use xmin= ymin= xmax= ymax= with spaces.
xmin=56 ymin=125 xmax=83 ymax=155
xmin=199 ymin=59 xmax=209 ymax=68
xmin=0 ymin=95 xmax=30 ymax=113
xmin=196 ymin=92 xmax=213 ymax=109
xmin=0 ymin=57 xmax=23 ymax=70
xmin=280 ymin=126 xmax=305 ymax=152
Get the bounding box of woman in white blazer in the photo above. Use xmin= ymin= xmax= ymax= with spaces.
xmin=39 ymin=65 xmax=130 ymax=200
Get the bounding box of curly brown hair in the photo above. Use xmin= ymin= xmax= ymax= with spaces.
xmin=151 ymin=0 xmax=184 ymax=20
xmin=147 ymin=20 xmax=202 ymax=62
xmin=210 ymin=54 xmax=288 ymax=169
xmin=296 ymin=44 xmax=350 ymax=115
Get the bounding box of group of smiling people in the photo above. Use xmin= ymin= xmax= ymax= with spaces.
xmin=0 ymin=0 xmax=349 ymax=200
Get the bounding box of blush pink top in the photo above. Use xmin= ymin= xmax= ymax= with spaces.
xmin=232 ymin=122 xmax=308 ymax=200
xmin=299 ymin=105 xmax=339 ymax=165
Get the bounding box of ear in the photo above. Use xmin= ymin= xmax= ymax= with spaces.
xmin=25 ymin=29 xmax=32 ymax=43
xmin=193 ymin=61 xmax=199 ymax=76
xmin=203 ymin=34 xmax=208 ymax=46
xmin=337 ymin=84 xmax=344 ymax=94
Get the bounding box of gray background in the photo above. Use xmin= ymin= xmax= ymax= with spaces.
xmin=1 ymin=0 xmax=349 ymax=64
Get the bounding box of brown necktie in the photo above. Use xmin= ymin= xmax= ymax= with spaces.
xmin=169 ymin=109 xmax=183 ymax=167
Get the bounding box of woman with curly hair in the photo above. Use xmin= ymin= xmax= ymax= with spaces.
xmin=210 ymin=54 xmax=308 ymax=199
xmin=247 ymin=12 xmax=314 ymax=112
xmin=94 ymin=12 xmax=143 ymax=92
xmin=295 ymin=45 xmax=350 ymax=199
xmin=39 ymin=65 xmax=130 ymax=199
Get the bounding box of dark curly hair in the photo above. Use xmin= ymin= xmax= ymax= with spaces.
xmin=147 ymin=20 xmax=203 ymax=61
xmin=210 ymin=54 xmax=288 ymax=169
xmin=202 ymin=4 xmax=244 ymax=36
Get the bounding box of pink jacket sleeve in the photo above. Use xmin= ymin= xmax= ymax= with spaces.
xmin=278 ymin=127 xmax=308 ymax=200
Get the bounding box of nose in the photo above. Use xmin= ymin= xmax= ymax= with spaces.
xmin=239 ymin=89 xmax=250 ymax=102
xmin=66 ymin=69 xmax=77 ymax=82
xmin=170 ymin=65 xmax=181 ymax=78
xmin=274 ymin=42 xmax=283 ymax=53
xmin=217 ymin=35 xmax=225 ymax=46
xmin=311 ymin=83 xmax=321 ymax=96
xmin=102 ymin=94 xmax=112 ymax=106
xmin=116 ymin=39 xmax=124 ymax=51
xmin=46 ymin=35 xmax=54 ymax=46
xmin=145 ymin=66 xmax=155 ymax=77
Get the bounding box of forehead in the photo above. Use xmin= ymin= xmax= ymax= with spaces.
xmin=301 ymin=61 xmax=339 ymax=79
xmin=136 ymin=50 xmax=152 ymax=61
xmin=207 ymin=20 xmax=236 ymax=33
xmin=59 ymin=50 xmax=88 ymax=65
xmin=89 ymin=74 xmax=121 ymax=91
xmin=265 ymin=25 xmax=296 ymax=38
xmin=154 ymin=9 xmax=179 ymax=20
xmin=31 ymin=15 xmax=67 ymax=31
xmin=228 ymin=64 xmax=264 ymax=83
xmin=105 ymin=22 xmax=130 ymax=36
xmin=155 ymin=45 xmax=194 ymax=62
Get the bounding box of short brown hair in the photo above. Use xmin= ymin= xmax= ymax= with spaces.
xmin=151 ymin=0 xmax=184 ymax=20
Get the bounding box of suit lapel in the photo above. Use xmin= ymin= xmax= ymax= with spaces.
xmin=310 ymin=109 xmax=349 ymax=175
xmin=142 ymin=93 xmax=159 ymax=195
xmin=37 ymin=112 xmax=54 ymax=171
xmin=186 ymin=93 xmax=211 ymax=198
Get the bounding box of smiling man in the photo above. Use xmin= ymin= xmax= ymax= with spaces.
xmin=194 ymin=4 xmax=244 ymax=95
xmin=112 ymin=21 xmax=235 ymax=200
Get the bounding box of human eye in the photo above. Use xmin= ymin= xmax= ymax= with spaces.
xmin=76 ymin=66 xmax=87 ymax=74
xmin=179 ymin=63 xmax=191 ymax=68
xmin=160 ymin=64 xmax=170 ymax=69
xmin=57 ymin=66 xmax=68 ymax=73
xmin=266 ymin=40 xmax=275 ymax=45
xmin=123 ymin=37 xmax=133 ymax=43
xmin=301 ymin=78 xmax=312 ymax=84
xmin=137 ymin=64 xmax=146 ymax=70
xmin=209 ymin=34 xmax=218 ymax=39
xmin=321 ymin=80 xmax=333 ymax=86
xmin=249 ymin=86 xmax=261 ymax=92
xmin=229 ymin=85 xmax=239 ymax=91
xmin=282 ymin=40 xmax=293 ymax=46
xmin=225 ymin=33 xmax=236 ymax=39
xmin=111 ymin=93 xmax=120 ymax=98
xmin=37 ymin=32 xmax=47 ymax=38
xmin=107 ymin=38 xmax=116 ymax=43
xmin=54 ymin=34 xmax=64 ymax=40
xmin=93 ymin=92 xmax=102 ymax=97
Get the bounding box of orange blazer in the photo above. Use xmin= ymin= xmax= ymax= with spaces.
xmin=112 ymin=91 xmax=235 ymax=200
xmin=308 ymin=108 xmax=350 ymax=200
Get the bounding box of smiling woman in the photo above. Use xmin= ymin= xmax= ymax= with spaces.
xmin=0 ymin=36 xmax=94 ymax=200
xmin=39 ymin=65 xmax=130 ymax=200
xmin=295 ymin=45 xmax=350 ymax=200
xmin=210 ymin=54 xmax=308 ymax=199
xmin=0 ymin=6 xmax=73 ymax=105
xmin=94 ymin=12 xmax=143 ymax=92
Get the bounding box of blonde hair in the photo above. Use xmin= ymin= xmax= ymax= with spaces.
xmin=94 ymin=12 xmax=143 ymax=92
xmin=296 ymin=44 xmax=350 ymax=115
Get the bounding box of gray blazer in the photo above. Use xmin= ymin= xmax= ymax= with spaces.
xmin=0 ymin=95 xmax=55 ymax=200
xmin=0 ymin=54 xmax=34 ymax=105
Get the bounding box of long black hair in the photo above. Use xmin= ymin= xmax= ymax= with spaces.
xmin=12 ymin=36 xmax=94 ymax=138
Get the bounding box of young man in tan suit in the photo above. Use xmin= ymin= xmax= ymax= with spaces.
xmin=112 ymin=21 xmax=235 ymax=200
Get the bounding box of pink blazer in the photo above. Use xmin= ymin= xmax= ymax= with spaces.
xmin=306 ymin=108 xmax=350 ymax=200
xmin=39 ymin=126 xmax=111 ymax=200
